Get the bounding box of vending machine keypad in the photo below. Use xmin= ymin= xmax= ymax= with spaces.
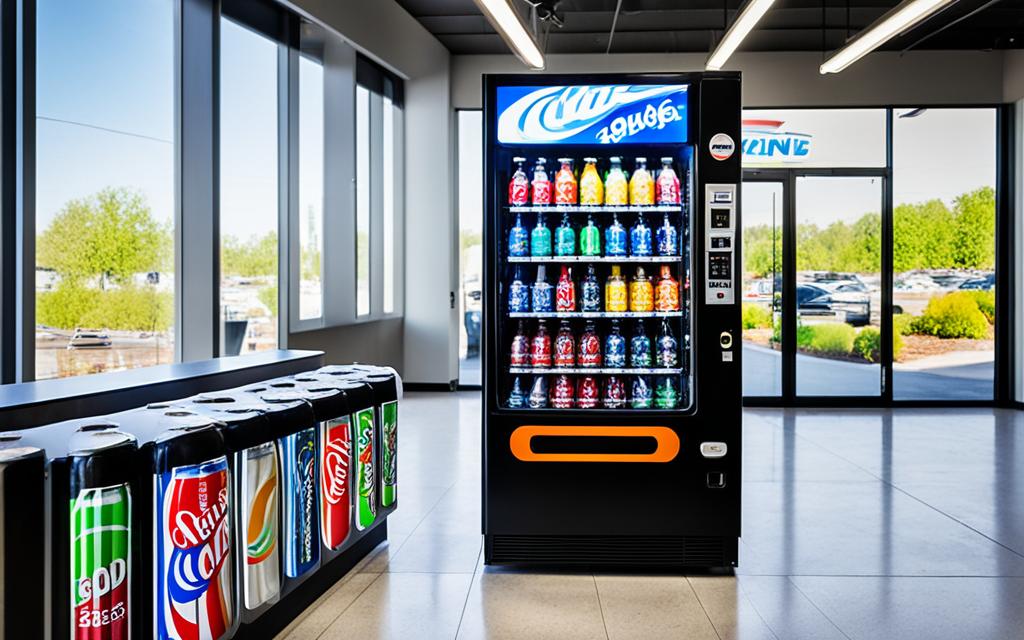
xmin=705 ymin=184 xmax=736 ymax=305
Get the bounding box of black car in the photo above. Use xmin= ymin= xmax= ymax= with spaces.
xmin=782 ymin=283 xmax=871 ymax=326
xmin=959 ymin=274 xmax=995 ymax=291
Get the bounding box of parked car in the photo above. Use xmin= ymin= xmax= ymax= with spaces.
xmin=782 ymin=283 xmax=871 ymax=326
xmin=67 ymin=329 xmax=112 ymax=349
xmin=959 ymin=274 xmax=995 ymax=290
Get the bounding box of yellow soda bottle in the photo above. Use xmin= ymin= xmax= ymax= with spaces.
xmin=579 ymin=157 xmax=603 ymax=206
xmin=629 ymin=157 xmax=655 ymax=206
xmin=605 ymin=265 xmax=628 ymax=312
xmin=629 ymin=265 xmax=654 ymax=312
xmin=604 ymin=156 xmax=628 ymax=206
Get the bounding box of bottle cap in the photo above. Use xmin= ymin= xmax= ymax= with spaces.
xmin=514 ymin=156 xmax=527 ymax=163
xmin=536 ymin=157 xmax=547 ymax=164
xmin=584 ymin=157 xmax=597 ymax=163
xmin=660 ymin=157 xmax=673 ymax=163
xmin=558 ymin=157 xmax=572 ymax=164
xmin=537 ymin=265 xmax=547 ymax=280
xmin=635 ymin=157 xmax=647 ymax=163
xmin=636 ymin=266 xmax=647 ymax=278
xmin=609 ymin=156 xmax=621 ymax=163
xmin=611 ymin=265 xmax=621 ymax=276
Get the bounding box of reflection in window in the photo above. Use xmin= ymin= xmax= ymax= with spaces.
xmin=356 ymin=86 xmax=371 ymax=317
xmin=35 ymin=0 xmax=175 ymax=379
xmin=298 ymin=55 xmax=324 ymax=320
xmin=220 ymin=18 xmax=279 ymax=354
xmin=383 ymin=91 xmax=395 ymax=314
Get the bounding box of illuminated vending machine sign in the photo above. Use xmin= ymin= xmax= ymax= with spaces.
xmin=496 ymin=84 xmax=689 ymax=145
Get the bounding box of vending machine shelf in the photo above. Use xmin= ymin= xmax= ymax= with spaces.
xmin=508 ymin=256 xmax=682 ymax=264
xmin=507 ymin=205 xmax=683 ymax=214
xmin=509 ymin=367 xmax=683 ymax=375
xmin=508 ymin=311 xmax=684 ymax=319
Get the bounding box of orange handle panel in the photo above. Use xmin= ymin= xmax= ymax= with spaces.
xmin=509 ymin=425 xmax=680 ymax=463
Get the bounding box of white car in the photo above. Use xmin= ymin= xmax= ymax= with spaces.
xmin=68 ymin=330 xmax=112 ymax=349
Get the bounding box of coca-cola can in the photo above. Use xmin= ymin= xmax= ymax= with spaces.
xmin=550 ymin=375 xmax=575 ymax=409
xmin=604 ymin=376 xmax=627 ymax=408
xmin=577 ymin=376 xmax=600 ymax=409
xmin=577 ymin=332 xmax=602 ymax=368
xmin=554 ymin=331 xmax=575 ymax=367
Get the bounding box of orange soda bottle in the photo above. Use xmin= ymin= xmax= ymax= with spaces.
xmin=629 ymin=157 xmax=655 ymax=206
xmin=579 ymin=157 xmax=603 ymax=205
xmin=655 ymin=265 xmax=680 ymax=311
xmin=554 ymin=158 xmax=577 ymax=205
xmin=629 ymin=265 xmax=654 ymax=312
xmin=604 ymin=156 xmax=628 ymax=206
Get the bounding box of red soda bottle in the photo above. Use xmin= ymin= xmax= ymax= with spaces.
xmin=556 ymin=265 xmax=576 ymax=312
xmin=531 ymin=158 xmax=551 ymax=205
xmin=603 ymin=375 xmax=626 ymax=408
xmin=656 ymin=157 xmax=681 ymax=205
xmin=509 ymin=156 xmax=529 ymax=206
xmin=577 ymin=376 xmax=599 ymax=408
xmin=577 ymin=320 xmax=602 ymax=367
xmin=530 ymin=320 xmax=552 ymax=368
xmin=510 ymin=319 xmax=530 ymax=366
xmin=551 ymin=374 xmax=575 ymax=408
xmin=554 ymin=158 xmax=577 ymax=205
xmin=554 ymin=321 xmax=575 ymax=367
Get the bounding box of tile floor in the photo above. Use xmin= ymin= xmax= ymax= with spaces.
xmin=277 ymin=392 xmax=1024 ymax=640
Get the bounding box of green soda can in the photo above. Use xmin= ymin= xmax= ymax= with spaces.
xmin=355 ymin=407 xmax=377 ymax=530
xmin=554 ymin=213 xmax=576 ymax=257
xmin=71 ymin=484 xmax=131 ymax=635
xmin=579 ymin=214 xmax=601 ymax=256
xmin=531 ymin=213 xmax=552 ymax=257
xmin=381 ymin=400 xmax=398 ymax=507
xmin=654 ymin=376 xmax=678 ymax=409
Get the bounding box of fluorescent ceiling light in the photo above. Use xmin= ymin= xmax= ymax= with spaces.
xmin=472 ymin=0 xmax=545 ymax=70
xmin=705 ymin=0 xmax=776 ymax=71
xmin=820 ymin=0 xmax=957 ymax=74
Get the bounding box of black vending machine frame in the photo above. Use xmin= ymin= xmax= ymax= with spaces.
xmin=482 ymin=72 xmax=742 ymax=568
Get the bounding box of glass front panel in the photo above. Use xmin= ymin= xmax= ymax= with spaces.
xmin=35 ymin=0 xmax=175 ymax=379
xmin=741 ymin=182 xmax=783 ymax=397
xmin=795 ymin=176 xmax=882 ymax=397
xmin=298 ymin=55 xmax=324 ymax=320
xmin=356 ymin=85 xmax=371 ymax=317
xmin=892 ymin=108 xmax=996 ymax=400
xmin=458 ymin=111 xmax=483 ymax=386
xmin=219 ymin=17 xmax=279 ymax=355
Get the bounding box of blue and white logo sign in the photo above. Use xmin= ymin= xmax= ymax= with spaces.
xmin=742 ymin=119 xmax=812 ymax=163
xmin=496 ymin=84 xmax=689 ymax=145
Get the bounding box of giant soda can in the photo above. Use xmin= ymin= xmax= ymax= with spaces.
xmin=380 ymin=400 xmax=398 ymax=508
xmin=354 ymin=407 xmax=377 ymax=531
xmin=0 ymin=436 xmax=46 ymax=640
xmin=155 ymin=456 xmax=234 ymax=640
xmin=239 ymin=441 xmax=279 ymax=609
xmin=319 ymin=417 xmax=352 ymax=551
xmin=71 ymin=483 xmax=131 ymax=639
xmin=279 ymin=427 xmax=319 ymax=577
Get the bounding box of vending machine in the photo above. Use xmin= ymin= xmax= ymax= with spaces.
xmin=482 ymin=73 xmax=742 ymax=567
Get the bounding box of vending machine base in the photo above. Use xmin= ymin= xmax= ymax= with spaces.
xmin=484 ymin=534 xmax=737 ymax=568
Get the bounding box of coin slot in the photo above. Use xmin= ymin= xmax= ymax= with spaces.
xmin=706 ymin=472 xmax=726 ymax=489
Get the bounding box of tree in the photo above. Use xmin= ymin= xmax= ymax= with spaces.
xmin=951 ymin=186 xmax=995 ymax=269
xmin=222 ymin=232 xmax=278 ymax=278
xmin=742 ymin=224 xmax=781 ymax=278
xmin=37 ymin=187 xmax=171 ymax=286
xmin=893 ymin=199 xmax=954 ymax=272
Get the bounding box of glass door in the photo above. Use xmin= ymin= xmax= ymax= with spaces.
xmin=458 ymin=110 xmax=484 ymax=386
xmin=741 ymin=181 xmax=784 ymax=397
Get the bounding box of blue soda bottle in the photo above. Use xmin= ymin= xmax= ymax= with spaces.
xmin=630 ymin=319 xmax=652 ymax=368
xmin=507 ymin=376 xmax=527 ymax=408
xmin=604 ymin=319 xmax=627 ymax=368
xmin=656 ymin=318 xmax=678 ymax=367
xmin=508 ymin=266 xmax=530 ymax=312
xmin=531 ymin=265 xmax=553 ymax=312
xmin=656 ymin=212 xmax=678 ymax=256
xmin=631 ymin=376 xmax=653 ymax=409
xmin=630 ymin=212 xmax=652 ymax=256
xmin=581 ymin=263 xmax=601 ymax=312
xmin=554 ymin=212 xmax=576 ymax=256
xmin=605 ymin=212 xmax=627 ymax=257
xmin=531 ymin=213 xmax=552 ymax=257
xmin=508 ymin=212 xmax=529 ymax=257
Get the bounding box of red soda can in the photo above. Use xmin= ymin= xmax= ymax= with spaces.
xmin=531 ymin=320 xmax=552 ymax=368
xmin=577 ymin=376 xmax=600 ymax=408
xmin=554 ymin=322 xmax=575 ymax=367
xmin=577 ymin=321 xmax=602 ymax=367
xmin=551 ymin=374 xmax=575 ymax=408
xmin=604 ymin=375 xmax=626 ymax=408
xmin=556 ymin=267 xmax=576 ymax=312
xmin=509 ymin=157 xmax=529 ymax=205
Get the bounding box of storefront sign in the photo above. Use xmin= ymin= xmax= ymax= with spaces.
xmin=742 ymin=109 xmax=886 ymax=168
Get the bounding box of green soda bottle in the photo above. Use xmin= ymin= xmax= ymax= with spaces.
xmin=579 ymin=214 xmax=601 ymax=256
xmin=531 ymin=213 xmax=552 ymax=257
xmin=654 ymin=376 xmax=678 ymax=409
xmin=554 ymin=212 xmax=576 ymax=256
xmin=381 ymin=400 xmax=398 ymax=507
xmin=355 ymin=407 xmax=377 ymax=530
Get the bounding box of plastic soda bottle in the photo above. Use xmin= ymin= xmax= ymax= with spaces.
xmin=579 ymin=214 xmax=601 ymax=256
xmin=531 ymin=158 xmax=551 ymax=205
xmin=508 ymin=212 xmax=529 ymax=257
xmin=656 ymin=212 xmax=678 ymax=256
xmin=554 ymin=213 xmax=576 ymax=257
xmin=508 ymin=266 xmax=530 ymax=312
xmin=605 ymin=265 xmax=628 ymax=312
xmin=655 ymin=265 xmax=681 ymax=311
xmin=554 ymin=158 xmax=577 ymax=205
xmin=578 ymin=320 xmax=602 ymax=367
xmin=531 ymin=265 xmax=553 ymax=312
xmin=581 ymin=264 xmax=601 ymax=312
xmin=510 ymin=319 xmax=530 ymax=366
xmin=631 ymin=376 xmax=653 ymax=408
xmin=604 ymin=156 xmax=629 ymax=206
xmin=656 ymin=157 xmax=680 ymax=205
xmin=528 ymin=376 xmax=549 ymax=408
xmin=579 ymin=157 xmax=603 ymax=205
xmin=604 ymin=319 xmax=626 ymax=368
xmin=531 ymin=320 xmax=552 ymax=367
xmin=508 ymin=376 xmax=527 ymax=407
xmin=630 ymin=319 xmax=652 ymax=368
xmin=605 ymin=212 xmax=627 ymax=257
xmin=577 ymin=376 xmax=600 ymax=408
xmin=556 ymin=265 xmax=576 ymax=312
xmin=629 ymin=157 xmax=655 ymax=206
xmin=551 ymin=374 xmax=575 ymax=409
xmin=656 ymin=319 xmax=678 ymax=367
xmin=604 ymin=376 xmax=626 ymax=408
xmin=509 ymin=156 xmax=529 ymax=206
xmin=630 ymin=212 xmax=652 ymax=256
xmin=629 ymin=265 xmax=654 ymax=312
xmin=554 ymin=320 xmax=575 ymax=367
xmin=654 ymin=376 xmax=678 ymax=409
xmin=531 ymin=213 xmax=552 ymax=257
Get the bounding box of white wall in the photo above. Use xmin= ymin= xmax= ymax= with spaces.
xmin=451 ymin=50 xmax=1007 ymax=109
xmin=285 ymin=0 xmax=459 ymax=385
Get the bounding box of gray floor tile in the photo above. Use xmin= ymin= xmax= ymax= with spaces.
xmin=595 ymin=575 xmax=717 ymax=640
xmin=688 ymin=576 xmax=779 ymax=640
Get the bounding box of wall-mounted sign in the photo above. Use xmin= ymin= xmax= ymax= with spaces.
xmin=742 ymin=119 xmax=811 ymax=163
xmin=742 ymin=109 xmax=887 ymax=168
xmin=496 ymin=84 xmax=689 ymax=145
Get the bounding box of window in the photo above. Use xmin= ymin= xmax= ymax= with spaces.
xmin=219 ymin=17 xmax=280 ymax=355
xmin=457 ymin=110 xmax=483 ymax=386
xmin=298 ymin=54 xmax=324 ymax=321
xmin=35 ymin=0 xmax=175 ymax=379
xmin=383 ymin=86 xmax=397 ymax=314
xmin=356 ymin=85 xmax=371 ymax=316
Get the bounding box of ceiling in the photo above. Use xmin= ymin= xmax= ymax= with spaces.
xmin=394 ymin=0 xmax=1024 ymax=56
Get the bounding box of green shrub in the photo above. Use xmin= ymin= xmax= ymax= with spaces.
xmin=742 ymin=303 xmax=773 ymax=330
xmin=892 ymin=313 xmax=916 ymax=336
xmin=796 ymin=323 xmax=815 ymax=349
xmin=912 ymin=291 xmax=989 ymax=339
xmin=805 ymin=323 xmax=856 ymax=355
xmin=853 ymin=327 xmax=904 ymax=363
xmin=37 ymin=284 xmax=173 ymax=332
xmin=963 ymin=289 xmax=995 ymax=324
